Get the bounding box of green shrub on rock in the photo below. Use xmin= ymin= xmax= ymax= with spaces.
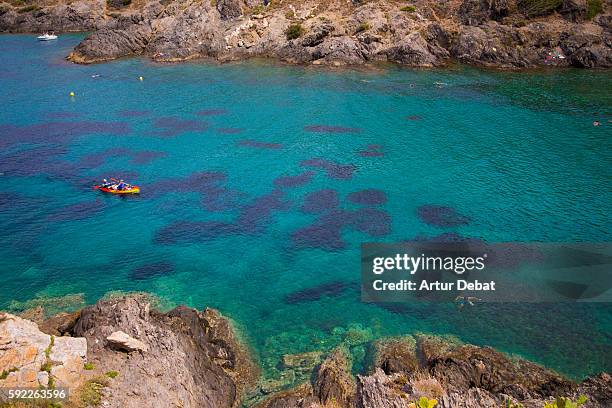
xmin=17 ymin=5 xmax=39 ymax=13
xmin=409 ymin=397 xmax=438 ymax=408
xmin=105 ymin=370 xmax=119 ymax=378
xmin=586 ymin=0 xmax=602 ymax=19
xmin=285 ymin=23 xmax=305 ymax=40
xmin=79 ymin=376 xmax=110 ymax=407
xmin=355 ymin=22 xmax=370 ymax=33
xmin=517 ymin=0 xmax=562 ymax=17
xmin=106 ymin=0 xmax=132 ymax=9
xmin=544 ymin=395 xmax=587 ymax=408
xmin=0 ymin=367 xmax=18 ymax=379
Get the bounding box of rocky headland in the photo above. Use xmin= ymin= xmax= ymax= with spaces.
xmin=1 ymin=294 xmax=611 ymax=407
xmin=0 ymin=0 xmax=611 ymax=68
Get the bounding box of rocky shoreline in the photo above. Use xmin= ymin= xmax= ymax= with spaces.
xmin=1 ymin=294 xmax=611 ymax=407
xmin=0 ymin=0 xmax=611 ymax=68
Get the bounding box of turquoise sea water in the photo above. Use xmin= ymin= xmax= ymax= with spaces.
xmin=1 ymin=34 xmax=611 ymax=383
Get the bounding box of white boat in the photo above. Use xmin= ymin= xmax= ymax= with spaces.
xmin=37 ymin=33 xmax=58 ymax=41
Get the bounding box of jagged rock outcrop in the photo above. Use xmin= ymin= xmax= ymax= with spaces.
xmin=255 ymin=383 xmax=319 ymax=408
xmin=71 ymin=294 xmax=258 ymax=408
xmin=458 ymin=0 xmax=512 ymax=25
xmin=314 ymin=348 xmax=355 ymax=407
xmin=217 ymin=0 xmax=243 ymax=20
xmin=0 ymin=312 xmax=87 ymax=389
xmin=379 ymin=32 xmax=448 ymax=66
xmin=68 ymin=23 xmax=153 ymax=63
xmin=417 ymin=333 xmax=575 ymax=400
xmin=38 ymin=310 xmax=80 ymax=337
xmin=0 ymin=0 xmax=610 ymax=68
xmin=576 ymin=373 xmax=612 ymax=406
xmin=258 ymin=333 xmax=611 ymax=408
xmin=0 ymin=0 xmax=105 ymax=33
xmin=2 ymin=297 xmax=611 ymax=408
xmin=560 ymin=28 xmax=612 ymax=67
xmin=562 ymin=0 xmax=588 ymax=21
xmin=371 ymin=336 xmax=419 ymax=376
xmin=355 ymin=369 xmax=407 ymax=408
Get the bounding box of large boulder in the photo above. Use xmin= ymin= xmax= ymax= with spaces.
xmin=106 ymin=330 xmax=148 ymax=353
xmin=379 ymin=32 xmax=447 ymax=66
xmin=301 ymin=22 xmax=335 ymax=47
xmin=278 ymin=35 xmax=368 ymax=65
xmin=313 ymin=36 xmax=368 ymax=65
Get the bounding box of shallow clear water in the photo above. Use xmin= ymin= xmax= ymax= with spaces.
xmin=1 ymin=34 xmax=611 ymax=381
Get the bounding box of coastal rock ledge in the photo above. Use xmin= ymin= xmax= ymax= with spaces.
xmin=1 ymin=294 xmax=259 ymax=408
xmin=0 ymin=0 xmax=611 ymax=68
xmin=1 ymin=295 xmax=611 ymax=407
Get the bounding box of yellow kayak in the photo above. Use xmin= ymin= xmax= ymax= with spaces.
xmin=94 ymin=185 xmax=140 ymax=194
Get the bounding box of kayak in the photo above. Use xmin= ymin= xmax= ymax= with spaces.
xmin=94 ymin=185 xmax=140 ymax=194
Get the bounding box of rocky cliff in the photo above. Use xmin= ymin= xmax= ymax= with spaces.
xmin=1 ymin=295 xmax=611 ymax=407
xmin=1 ymin=294 xmax=259 ymax=408
xmin=0 ymin=0 xmax=611 ymax=68
xmin=256 ymin=334 xmax=611 ymax=408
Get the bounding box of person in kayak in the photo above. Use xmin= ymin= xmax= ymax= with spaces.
xmin=100 ymin=178 xmax=114 ymax=188
xmin=117 ymin=180 xmax=127 ymax=191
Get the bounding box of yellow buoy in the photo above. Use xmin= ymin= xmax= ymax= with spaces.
xmin=69 ymin=91 xmax=75 ymax=97
xmin=139 ymin=76 xmax=144 ymax=81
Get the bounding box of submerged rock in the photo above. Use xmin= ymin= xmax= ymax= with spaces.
xmin=282 ymin=351 xmax=323 ymax=372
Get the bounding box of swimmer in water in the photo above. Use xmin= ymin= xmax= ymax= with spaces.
xmin=454 ymin=295 xmax=481 ymax=310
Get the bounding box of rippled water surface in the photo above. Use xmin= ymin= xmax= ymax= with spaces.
xmin=1 ymin=34 xmax=611 ymax=381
